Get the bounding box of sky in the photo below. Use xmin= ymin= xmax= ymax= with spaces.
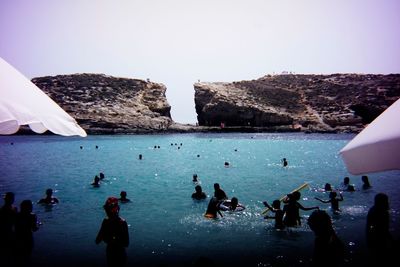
xmin=1 ymin=0 xmax=399 ymax=123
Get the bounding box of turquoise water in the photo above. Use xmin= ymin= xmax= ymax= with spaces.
xmin=0 ymin=133 xmax=399 ymax=267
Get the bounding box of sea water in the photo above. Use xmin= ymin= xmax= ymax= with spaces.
xmin=0 ymin=133 xmax=399 ymax=267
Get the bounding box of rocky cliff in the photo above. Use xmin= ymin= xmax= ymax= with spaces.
xmin=194 ymin=74 xmax=400 ymax=132
xmin=32 ymin=74 xmax=172 ymax=134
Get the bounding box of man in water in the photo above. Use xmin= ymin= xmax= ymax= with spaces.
xmin=192 ymin=185 xmax=207 ymax=200
xmin=213 ymin=183 xmax=228 ymax=201
xmin=38 ymin=188 xmax=59 ymax=205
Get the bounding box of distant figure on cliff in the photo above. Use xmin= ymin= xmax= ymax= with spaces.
xmin=282 ymin=158 xmax=288 ymax=167
xmin=38 ymin=188 xmax=59 ymax=205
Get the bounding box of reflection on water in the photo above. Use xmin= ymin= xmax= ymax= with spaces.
xmin=0 ymin=133 xmax=399 ymax=267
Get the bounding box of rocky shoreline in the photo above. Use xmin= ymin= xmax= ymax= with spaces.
xmin=23 ymin=73 xmax=400 ymax=135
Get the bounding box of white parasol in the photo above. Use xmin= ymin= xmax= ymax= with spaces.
xmin=340 ymin=98 xmax=400 ymax=174
xmin=0 ymin=57 xmax=87 ymax=137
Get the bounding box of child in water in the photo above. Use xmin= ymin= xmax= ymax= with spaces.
xmin=283 ymin=191 xmax=319 ymax=227
xmin=315 ymin=191 xmax=344 ymax=214
xmin=219 ymin=197 xmax=245 ymax=212
xmin=263 ymin=199 xmax=285 ymax=230
xmin=96 ymin=197 xmax=129 ymax=267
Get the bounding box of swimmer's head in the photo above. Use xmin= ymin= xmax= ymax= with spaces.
xmin=195 ymin=185 xmax=202 ymax=192
xmin=104 ymin=197 xmax=120 ymax=216
xmin=214 ymin=183 xmax=220 ymax=190
xmin=120 ymin=191 xmax=127 ymax=198
xmin=292 ymin=191 xmax=301 ymax=200
xmin=231 ymin=197 xmax=238 ymax=206
xmin=46 ymin=188 xmax=53 ymax=196
xmin=272 ymin=200 xmax=281 ymax=209
xmin=324 ymin=183 xmax=332 ymax=191
xmin=344 ymin=177 xmax=350 ymax=184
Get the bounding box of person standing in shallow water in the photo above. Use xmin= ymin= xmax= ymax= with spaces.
xmin=213 ymin=183 xmax=228 ymax=201
xmin=282 ymin=158 xmax=288 ymax=167
xmin=366 ymin=193 xmax=393 ymax=265
xmin=307 ymin=210 xmax=344 ymax=267
xmin=0 ymin=192 xmax=18 ymax=265
xmin=283 ymin=191 xmax=319 ymax=227
xmin=15 ymin=200 xmax=40 ymax=265
xmin=96 ymin=197 xmax=129 ymax=267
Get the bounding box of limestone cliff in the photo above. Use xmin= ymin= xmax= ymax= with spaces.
xmin=32 ymin=74 xmax=172 ymax=134
xmin=194 ymin=74 xmax=400 ymax=132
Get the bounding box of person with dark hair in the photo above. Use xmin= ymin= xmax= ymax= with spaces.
xmin=192 ymin=185 xmax=207 ymax=200
xmin=99 ymin=172 xmax=105 ymax=180
xmin=204 ymin=197 xmax=223 ymax=219
xmin=15 ymin=200 xmax=39 ymax=265
xmin=366 ymin=193 xmax=393 ymax=265
xmin=308 ymin=210 xmax=344 ymax=267
xmin=324 ymin=183 xmax=332 ymax=191
xmin=315 ymin=191 xmax=344 ymax=214
xmin=38 ymin=188 xmax=59 ymax=205
xmin=283 ymin=191 xmax=319 ymax=227
xmin=263 ymin=199 xmax=285 ymax=230
xmin=282 ymin=158 xmax=288 ymax=167
xmin=0 ymin=192 xmax=18 ymax=265
xmin=96 ymin=197 xmax=129 ymax=267
xmin=340 ymin=177 xmax=355 ymax=192
xmin=91 ymin=176 xmax=101 ymax=187
xmin=192 ymin=174 xmax=198 ymax=183
xmin=361 ymin=175 xmax=372 ymax=190
xmin=118 ymin=191 xmax=130 ymax=203
xmin=219 ymin=197 xmax=246 ymax=212
xmin=213 ymin=183 xmax=228 ymax=201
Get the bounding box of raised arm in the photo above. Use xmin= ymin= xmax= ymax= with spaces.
xmin=314 ymin=197 xmax=330 ymax=204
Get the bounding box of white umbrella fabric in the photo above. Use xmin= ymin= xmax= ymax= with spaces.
xmin=340 ymin=98 xmax=400 ymax=175
xmin=0 ymin=57 xmax=87 ymax=137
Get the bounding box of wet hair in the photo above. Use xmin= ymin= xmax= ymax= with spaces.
xmin=272 ymin=200 xmax=281 ymax=209
xmin=231 ymin=197 xmax=238 ymax=205
xmin=308 ymin=210 xmax=333 ymax=236
xmin=20 ymin=200 xmax=33 ymax=213
xmin=343 ymin=177 xmax=350 ymax=184
xmin=46 ymin=188 xmax=53 ymax=195
xmin=214 ymin=183 xmax=220 ymax=190
xmin=374 ymin=193 xmax=389 ymax=210
xmin=120 ymin=191 xmax=127 ymax=197
xmin=324 ymin=183 xmax=332 ymax=191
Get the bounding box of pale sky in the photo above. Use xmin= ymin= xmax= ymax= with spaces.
xmin=1 ymin=0 xmax=399 ymax=123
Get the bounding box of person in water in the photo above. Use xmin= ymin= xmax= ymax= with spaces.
xmin=192 ymin=174 xmax=198 ymax=183
xmin=315 ymin=191 xmax=344 ymax=214
xmin=213 ymin=183 xmax=228 ymax=201
xmin=308 ymin=210 xmax=344 ymax=267
xmin=219 ymin=197 xmax=245 ymax=211
xmin=204 ymin=197 xmax=223 ymax=219
xmin=192 ymin=185 xmax=207 ymax=200
xmin=118 ymin=191 xmax=130 ymax=203
xmin=282 ymin=158 xmax=288 ymax=167
xmin=96 ymin=197 xmax=129 ymax=267
xmin=99 ymin=172 xmax=105 ymax=180
xmin=361 ymin=175 xmax=372 ymax=190
xmin=366 ymin=193 xmax=393 ymax=265
xmin=283 ymin=191 xmax=319 ymax=227
xmin=263 ymin=199 xmax=285 ymax=230
xmin=0 ymin=192 xmax=18 ymax=265
xmin=15 ymin=200 xmax=40 ymax=265
xmin=339 ymin=177 xmax=355 ymax=192
xmin=324 ymin=183 xmax=332 ymax=191
xmin=92 ymin=176 xmax=101 ymax=187
xmin=38 ymin=188 xmax=59 ymax=205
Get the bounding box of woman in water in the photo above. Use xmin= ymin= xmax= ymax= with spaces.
xmin=96 ymin=197 xmax=129 ymax=267
xmin=283 ymin=192 xmax=319 ymax=227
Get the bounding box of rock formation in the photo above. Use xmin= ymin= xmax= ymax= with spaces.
xmin=194 ymin=74 xmax=400 ymax=132
xmin=32 ymin=74 xmax=172 ymax=134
